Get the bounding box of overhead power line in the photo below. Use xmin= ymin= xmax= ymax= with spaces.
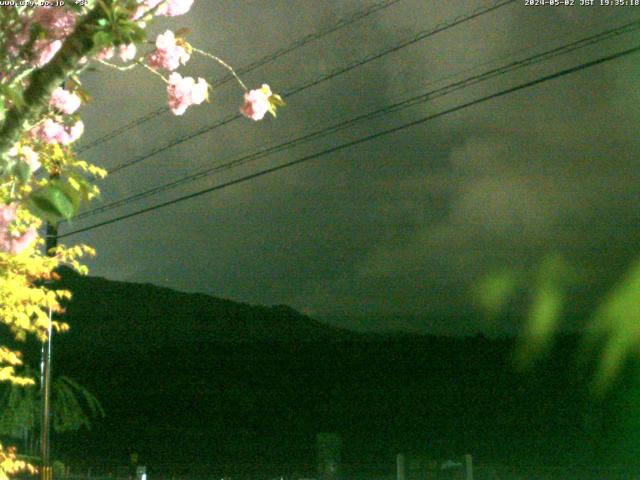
xmin=72 ymin=18 xmax=640 ymax=222
xmin=76 ymin=0 xmax=405 ymax=154
xmin=100 ymin=0 xmax=517 ymax=176
xmin=59 ymin=44 xmax=640 ymax=239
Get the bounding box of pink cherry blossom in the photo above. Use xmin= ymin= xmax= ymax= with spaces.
xmin=33 ymin=7 xmax=76 ymax=39
xmin=0 ymin=204 xmax=34 ymax=255
xmin=96 ymin=47 xmax=115 ymax=60
xmin=166 ymin=73 xmax=208 ymax=115
xmin=30 ymin=119 xmax=66 ymax=143
xmin=118 ymin=43 xmax=137 ymax=62
xmin=146 ymin=30 xmax=190 ymax=71
xmin=5 ymin=228 xmax=37 ymax=255
xmin=0 ymin=204 xmax=17 ymax=224
xmin=30 ymin=119 xmax=84 ymax=144
xmin=67 ymin=120 xmax=84 ymax=143
xmin=157 ymin=0 xmax=195 ymax=16
xmin=50 ymin=87 xmax=81 ymax=115
xmin=32 ymin=39 xmax=62 ymax=67
xmin=132 ymin=0 xmax=164 ymax=20
xmin=240 ymin=86 xmax=271 ymax=121
xmin=9 ymin=145 xmax=42 ymax=173
xmin=20 ymin=146 xmax=41 ymax=172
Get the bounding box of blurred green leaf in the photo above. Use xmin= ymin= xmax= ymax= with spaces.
xmin=0 ymin=156 xmax=14 ymax=178
xmin=12 ymin=161 xmax=32 ymax=185
xmin=270 ymin=94 xmax=286 ymax=107
xmin=516 ymin=285 xmax=564 ymax=369
xmin=27 ymin=181 xmax=79 ymax=223
xmin=126 ymin=22 xmax=146 ymax=40
xmin=0 ymin=85 xmax=25 ymax=109
xmin=475 ymin=270 xmax=519 ymax=317
xmin=515 ymin=253 xmax=572 ymax=368
xmin=527 ymin=285 xmax=564 ymax=340
xmin=92 ymin=31 xmax=113 ymax=50
xmin=588 ymin=258 xmax=640 ymax=392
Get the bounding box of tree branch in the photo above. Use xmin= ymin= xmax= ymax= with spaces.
xmin=0 ymin=6 xmax=105 ymax=157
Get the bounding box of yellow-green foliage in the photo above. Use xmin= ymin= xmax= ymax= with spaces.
xmin=0 ymin=59 xmax=103 ymax=480
xmin=0 ymin=146 xmax=99 ymax=479
xmin=0 ymin=444 xmax=36 ymax=480
xmin=0 ymin=2 xmax=173 ymax=477
xmin=0 ymin=152 xmax=98 ymax=362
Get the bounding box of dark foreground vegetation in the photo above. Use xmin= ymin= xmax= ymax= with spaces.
xmin=7 ymin=268 xmax=638 ymax=477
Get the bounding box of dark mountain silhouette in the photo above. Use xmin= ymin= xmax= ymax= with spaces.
xmin=20 ymin=268 xmax=640 ymax=475
xmin=52 ymin=267 xmax=364 ymax=352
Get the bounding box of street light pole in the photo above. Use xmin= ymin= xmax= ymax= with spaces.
xmin=40 ymin=196 xmax=58 ymax=480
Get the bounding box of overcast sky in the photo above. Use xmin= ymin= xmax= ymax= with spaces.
xmin=59 ymin=0 xmax=640 ymax=335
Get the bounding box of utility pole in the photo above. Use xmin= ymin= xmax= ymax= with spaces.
xmin=40 ymin=190 xmax=58 ymax=480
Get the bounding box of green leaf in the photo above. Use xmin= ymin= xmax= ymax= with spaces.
xmin=0 ymin=156 xmax=15 ymax=178
xmin=27 ymin=182 xmax=79 ymax=223
xmin=270 ymin=94 xmax=286 ymax=107
xmin=123 ymin=23 xmax=146 ymax=43
xmin=12 ymin=161 xmax=32 ymax=185
xmin=267 ymin=94 xmax=286 ymax=118
xmin=587 ymin=257 xmax=640 ymax=392
xmin=67 ymin=174 xmax=93 ymax=204
xmin=514 ymin=254 xmax=572 ymax=370
xmin=92 ymin=31 xmax=113 ymax=50
xmin=0 ymin=85 xmax=25 ymax=109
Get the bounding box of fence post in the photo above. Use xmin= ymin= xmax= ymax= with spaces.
xmin=396 ymin=454 xmax=405 ymax=480
xmin=464 ymin=454 xmax=473 ymax=480
xmin=316 ymin=433 xmax=342 ymax=480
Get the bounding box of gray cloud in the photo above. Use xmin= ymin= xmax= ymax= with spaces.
xmin=63 ymin=1 xmax=640 ymax=334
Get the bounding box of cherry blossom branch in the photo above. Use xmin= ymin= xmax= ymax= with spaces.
xmin=142 ymin=0 xmax=172 ymax=19
xmin=192 ymin=47 xmax=248 ymax=92
xmin=139 ymin=62 xmax=169 ymax=84
xmin=9 ymin=67 xmax=35 ymax=87
xmin=96 ymin=59 xmax=139 ymax=71
xmin=0 ymin=6 xmax=106 ymax=157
